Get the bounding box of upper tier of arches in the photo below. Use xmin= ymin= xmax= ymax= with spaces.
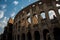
xmin=14 ymin=0 xmax=60 ymax=25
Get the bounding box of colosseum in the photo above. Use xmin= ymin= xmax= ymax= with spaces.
xmin=12 ymin=0 xmax=60 ymax=40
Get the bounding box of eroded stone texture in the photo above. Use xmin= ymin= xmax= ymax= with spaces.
xmin=12 ymin=0 xmax=60 ymax=40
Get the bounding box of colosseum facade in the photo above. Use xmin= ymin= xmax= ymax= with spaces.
xmin=12 ymin=0 xmax=60 ymax=40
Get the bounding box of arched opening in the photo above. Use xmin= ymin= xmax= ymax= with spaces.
xmin=43 ymin=29 xmax=51 ymax=40
xmin=56 ymin=0 xmax=59 ymax=1
xmin=21 ymin=33 xmax=25 ymax=40
xmin=58 ymin=9 xmax=60 ymax=14
xmin=56 ymin=3 xmax=60 ymax=7
xmin=40 ymin=12 xmax=46 ymax=19
xmin=28 ymin=17 xmax=31 ymax=24
xmin=48 ymin=10 xmax=56 ymax=19
xmin=53 ymin=27 xmax=60 ymax=40
xmin=34 ymin=31 xmax=40 ymax=40
xmin=27 ymin=12 xmax=30 ymax=16
xmin=32 ymin=14 xmax=38 ymax=25
xmin=27 ymin=32 xmax=32 ymax=40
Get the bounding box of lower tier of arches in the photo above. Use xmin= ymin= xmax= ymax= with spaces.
xmin=13 ymin=27 xmax=60 ymax=40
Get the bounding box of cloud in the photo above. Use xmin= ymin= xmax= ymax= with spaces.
xmin=14 ymin=7 xmax=16 ymax=11
xmin=11 ymin=12 xmax=16 ymax=19
xmin=0 ymin=17 xmax=9 ymax=28
xmin=2 ymin=4 xmax=7 ymax=9
xmin=29 ymin=0 xmax=31 ymax=2
xmin=11 ymin=12 xmax=15 ymax=17
xmin=0 ymin=10 xmax=4 ymax=19
xmin=0 ymin=22 xmax=4 ymax=34
xmin=0 ymin=23 xmax=2 ymax=27
xmin=0 ymin=17 xmax=9 ymax=34
xmin=0 ymin=27 xmax=4 ymax=34
xmin=3 ymin=17 xmax=9 ymax=24
xmin=21 ymin=6 xmax=24 ymax=9
xmin=13 ymin=1 xmax=19 ymax=5
xmin=5 ymin=0 xmax=7 ymax=2
xmin=0 ymin=4 xmax=7 ymax=9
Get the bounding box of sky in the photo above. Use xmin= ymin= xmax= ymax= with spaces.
xmin=0 ymin=0 xmax=60 ymax=34
xmin=0 ymin=0 xmax=39 ymax=34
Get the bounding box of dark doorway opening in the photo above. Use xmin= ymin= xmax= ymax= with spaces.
xmin=27 ymin=32 xmax=32 ymax=40
xmin=34 ymin=31 xmax=40 ymax=40
xmin=53 ymin=27 xmax=60 ymax=40
xmin=17 ymin=35 xmax=20 ymax=40
xmin=21 ymin=33 xmax=25 ymax=40
xmin=43 ymin=29 xmax=51 ymax=40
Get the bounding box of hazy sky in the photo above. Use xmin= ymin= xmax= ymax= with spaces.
xmin=0 ymin=0 xmax=38 ymax=34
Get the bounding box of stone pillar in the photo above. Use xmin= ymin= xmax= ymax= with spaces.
xmin=12 ymin=35 xmax=15 ymax=40
xmin=16 ymin=34 xmax=17 ymax=40
xmin=50 ymin=30 xmax=54 ymax=40
xmin=46 ymin=33 xmax=50 ymax=40
xmin=30 ymin=6 xmax=35 ymax=40
xmin=31 ymin=31 xmax=34 ymax=40
xmin=52 ymin=2 xmax=60 ymax=24
xmin=36 ymin=4 xmax=41 ymax=28
xmin=43 ymin=3 xmax=55 ymax=40
xmin=24 ymin=11 xmax=27 ymax=40
xmin=36 ymin=4 xmax=44 ymax=40
xmin=30 ymin=7 xmax=33 ymax=29
xmin=50 ymin=27 xmax=55 ymax=40
xmin=20 ymin=26 xmax=22 ymax=40
xmin=40 ymin=30 xmax=44 ymax=40
xmin=20 ymin=33 xmax=21 ymax=40
xmin=6 ymin=35 xmax=7 ymax=40
xmin=43 ymin=4 xmax=51 ymax=40
xmin=25 ymin=33 xmax=27 ymax=40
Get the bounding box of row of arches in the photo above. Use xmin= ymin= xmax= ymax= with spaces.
xmin=27 ymin=9 xmax=60 ymax=24
xmin=16 ymin=27 xmax=60 ymax=40
xmin=41 ymin=9 xmax=60 ymax=19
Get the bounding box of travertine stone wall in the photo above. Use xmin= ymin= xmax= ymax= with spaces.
xmin=13 ymin=0 xmax=60 ymax=40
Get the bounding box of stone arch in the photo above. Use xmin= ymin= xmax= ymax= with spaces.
xmin=21 ymin=33 xmax=25 ymax=40
xmin=48 ymin=9 xmax=56 ymax=19
xmin=32 ymin=14 xmax=38 ymax=23
xmin=43 ymin=29 xmax=51 ymax=40
xmin=27 ymin=32 xmax=32 ymax=40
xmin=56 ymin=3 xmax=60 ymax=7
xmin=40 ymin=11 xmax=46 ymax=19
xmin=34 ymin=31 xmax=40 ymax=40
xmin=38 ymin=1 xmax=43 ymax=8
xmin=27 ymin=17 xmax=31 ymax=24
xmin=58 ymin=8 xmax=60 ymax=14
xmin=32 ymin=4 xmax=36 ymax=12
xmin=53 ymin=27 xmax=60 ymax=40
